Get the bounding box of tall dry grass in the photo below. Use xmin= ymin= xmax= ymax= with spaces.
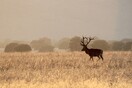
xmin=0 ymin=51 xmax=132 ymax=88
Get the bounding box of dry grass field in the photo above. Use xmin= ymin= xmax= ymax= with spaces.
xmin=0 ymin=51 xmax=132 ymax=88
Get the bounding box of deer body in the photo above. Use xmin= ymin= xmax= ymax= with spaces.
xmin=81 ymin=37 xmax=104 ymax=61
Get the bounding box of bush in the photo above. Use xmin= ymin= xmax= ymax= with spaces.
xmin=38 ymin=45 xmax=54 ymax=52
xmin=112 ymin=41 xmax=124 ymax=51
xmin=69 ymin=36 xmax=82 ymax=51
xmin=14 ymin=44 xmax=32 ymax=52
xmin=91 ymin=40 xmax=110 ymax=51
xmin=4 ymin=43 xmax=19 ymax=52
xmin=30 ymin=37 xmax=52 ymax=50
xmin=123 ymin=42 xmax=132 ymax=51
xmin=57 ymin=38 xmax=70 ymax=49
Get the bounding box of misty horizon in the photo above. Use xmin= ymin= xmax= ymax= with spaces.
xmin=0 ymin=0 xmax=132 ymax=41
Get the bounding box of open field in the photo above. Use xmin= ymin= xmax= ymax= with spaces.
xmin=0 ymin=51 xmax=132 ymax=88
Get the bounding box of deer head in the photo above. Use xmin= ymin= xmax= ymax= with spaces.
xmin=80 ymin=37 xmax=94 ymax=51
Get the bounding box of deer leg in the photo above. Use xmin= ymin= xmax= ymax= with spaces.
xmin=100 ymin=55 xmax=104 ymax=61
xmin=91 ymin=57 xmax=94 ymax=61
xmin=97 ymin=56 xmax=100 ymax=61
xmin=89 ymin=57 xmax=92 ymax=60
xmin=89 ymin=56 xmax=93 ymax=61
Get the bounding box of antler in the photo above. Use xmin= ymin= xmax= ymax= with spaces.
xmin=80 ymin=36 xmax=94 ymax=46
xmin=85 ymin=37 xmax=94 ymax=46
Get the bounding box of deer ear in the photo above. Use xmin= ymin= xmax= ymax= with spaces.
xmin=80 ymin=36 xmax=85 ymax=46
xmin=80 ymin=43 xmax=83 ymax=46
xmin=80 ymin=40 xmax=84 ymax=46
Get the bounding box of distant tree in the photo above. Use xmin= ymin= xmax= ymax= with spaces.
xmin=0 ymin=39 xmax=29 ymax=49
xmin=38 ymin=45 xmax=54 ymax=52
xmin=91 ymin=40 xmax=110 ymax=51
xmin=69 ymin=36 xmax=82 ymax=51
xmin=4 ymin=43 xmax=19 ymax=52
xmin=57 ymin=38 xmax=70 ymax=49
xmin=30 ymin=37 xmax=52 ymax=50
xmin=123 ymin=42 xmax=132 ymax=51
xmin=112 ymin=41 xmax=125 ymax=51
xmin=121 ymin=38 xmax=132 ymax=43
xmin=30 ymin=40 xmax=40 ymax=50
xmin=14 ymin=44 xmax=32 ymax=52
xmin=30 ymin=37 xmax=55 ymax=52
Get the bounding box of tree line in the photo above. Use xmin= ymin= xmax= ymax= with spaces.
xmin=1 ymin=36 xmax=132 ymax=52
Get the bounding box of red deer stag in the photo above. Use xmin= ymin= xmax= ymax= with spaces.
xmin=80 ymin=37 xmax=104 ymax=61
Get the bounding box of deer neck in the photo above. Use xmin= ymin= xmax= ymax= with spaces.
xmin=85 ymin=47 xmax=89 ymax=54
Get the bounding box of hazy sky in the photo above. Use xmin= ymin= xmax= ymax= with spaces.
xmin=0 ymin=0 xmax=132 ymax=41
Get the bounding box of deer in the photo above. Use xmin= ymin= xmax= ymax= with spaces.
xmin=80 ymin=37 xmax=104 ymax=61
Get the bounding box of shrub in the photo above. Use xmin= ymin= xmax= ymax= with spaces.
xmin=91 ymin=40 xmax=110 ymax=51
xmin=14 ymin=44 xmax=32 ymax=52
xmin=4 ymin=43 xmax=19 ymax=52
xmin=57 ymin=38 xmax=70 ymax=49
xmin=69 ymin=36 xmax=82 ymax=51
xmin=112 ymin=41 xmax=124 ymax=51
xmin=30 ymin=37 xmax=52 ymax=50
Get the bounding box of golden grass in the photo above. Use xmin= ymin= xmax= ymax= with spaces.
xmin=0 ymin=51 xmax=132 ymax=88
